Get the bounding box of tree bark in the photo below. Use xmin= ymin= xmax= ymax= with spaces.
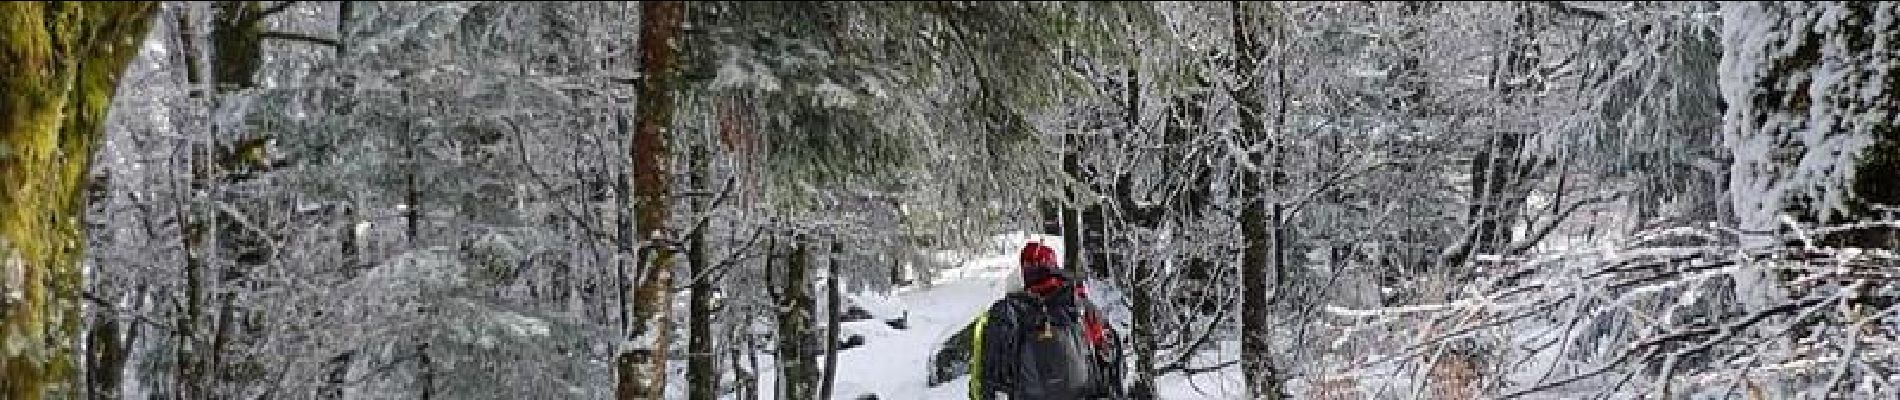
xmin=417 ymin=341 xmax=434 ymax=400
xmin=740 ymin=310 xmax=762 ymax=400
xmin=203 ymin=3 xmax=272 ymax=396
xmin=1059 ymin=120 xmax=1087 ymax=279
xmin=1127 ymin=260 xmax=1158 ymax=396
xmin=0 ymin=3 xmax=157 ymax=399
xmin=1231 ymin=2 xmax=1288 ymax=399
xmin=618 ymin=2 xmax=685 ymax=399
xmin=1059 ymin=197 xmax=1083 ymax=278
xmin=170 ymin=5 xmax=209 ymax=399
xmin=687 ymin=127 xmax=716 ymax=400
xmin=334 ymin=1 xmax=350 ymax=56
xmin=820 ymin=239 xmax=842 ymax=400
xmin=403 ymin=114 xmax=419 ymax=243
xmin=776 ymin=240 xmax=815 ymax=400
xmin=730 ymin=329 xmax=755 ymax=400
xmin=84 ymin=315 xmax=126 ymax=400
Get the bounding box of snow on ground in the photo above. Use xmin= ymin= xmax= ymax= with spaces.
xmin=826 ymin=258 xmax=1011 ymax=398
xmin=1152 ymin=339 xmax=1247 ymax=400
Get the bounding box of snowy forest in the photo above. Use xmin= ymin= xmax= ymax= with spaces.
xmin=3 ymin=1 xmax=1899 ymax=399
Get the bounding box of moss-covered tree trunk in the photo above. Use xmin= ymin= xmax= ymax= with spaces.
xmin=619 ymin=1 xmax=685 ymax=399
xmin=0 ymin=3 xmax=156 ymax=399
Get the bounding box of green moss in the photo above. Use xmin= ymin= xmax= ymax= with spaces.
xmin=0 ymin=2 xmax=154 ymax=398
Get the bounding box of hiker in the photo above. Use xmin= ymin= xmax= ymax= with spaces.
xmin=970 ymin=242 xmax=1125 ymax=400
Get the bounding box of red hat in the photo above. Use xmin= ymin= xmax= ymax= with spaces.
xmin=1021 ymin=241 xmax=1059 ymax=268
xmin=1020 ymin=242 xmax=1060 ymax=286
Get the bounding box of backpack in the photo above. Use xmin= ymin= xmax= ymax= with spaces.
xmin=1007 ymin=286 xmax=1105 ymax=399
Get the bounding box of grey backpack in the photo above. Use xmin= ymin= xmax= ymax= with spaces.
xmin=1010 ymin=290 xmax=1102 ymax=399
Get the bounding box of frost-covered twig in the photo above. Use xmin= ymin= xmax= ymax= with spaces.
xmin=1337 ymin=219 xmax=1900 ymax=398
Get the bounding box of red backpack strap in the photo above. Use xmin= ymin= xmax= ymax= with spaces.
xmin=1083 ymin=310 xmax=1107 ymax=348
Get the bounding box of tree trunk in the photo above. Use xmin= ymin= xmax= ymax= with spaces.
xmin=0 ymin=3 xmax=157 ymax=399
xmin=1126 ymin=260 xmax=1158 ymax=396
xmin=888 ymin=255 xmax=905 ymax=287
xmin=730 ymin=333 xmax=754 ymax=400
xmin=687 ymin=133 xmax=716 ymax=400
xmin=618 ymin=2 xmax=685 ymax=399
xmin=417 ymin=341 xmax=434 ymax=400
xmin=403 ymin=116 xmax=419 ymax=243
xmin=776 ymin=240 xmax=816 ymax=400
xmin=1105 ymin=38 xmax=1159 ymax=397
xmin=84 ymin=315 xmax=126 ymax=400
xmin=1059 ymin=127 xmax=1087 ymax=279
xmin=170 ymin=5 xmax=210 ymax=398
xmin=1060 ymin=199 xmax=1082 ymax=277
xmin=1232 ymin=2 xmax=1288 ymax=399
xmin=334 ymin=1 xmax=350 ymax=56
xmin=1459 ymin=131 xmax=1525 ymax=267
xmin=741 ymin=310 xmax=762 ymax=400
xmin=1081 ymin=205 xmax=1109 ymax=281
xmin=1240 ymin=197 xmax=1282 ymax=400
xmin=204 ymin=3 xmax=271 ymax=396
xmin=820 ymin=239 xmax=842 ymax=400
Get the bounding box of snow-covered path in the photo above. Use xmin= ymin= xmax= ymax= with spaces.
xmin=824 ymin=233 xmax=1045 ymax=399
xmin=826 ymin=276 xmax=995 ymax=398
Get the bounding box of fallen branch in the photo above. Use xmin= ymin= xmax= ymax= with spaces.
xmin=261 ymin=31 xmax=340 ymax=48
